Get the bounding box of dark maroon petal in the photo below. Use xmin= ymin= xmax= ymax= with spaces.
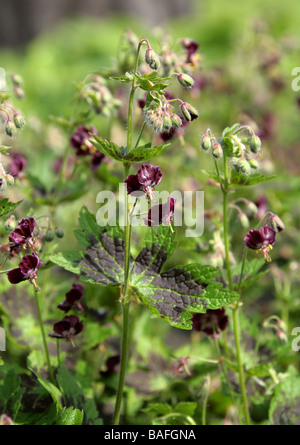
xmin=19 ymin=254 xmax=42 ymax=277
xmin=191 ymin=313 xmax=204 ymax=331
xmin=70 ymin=125 xmax=99 ymax=156
xmin=91 ymin=151 xmax=105 ymax=171
xmin=65 ymin=283 xmax=84 ymax=305
xmin=64 ymin=315 xmax=84 ymax=335
xmin=145 ymin=197 xmax=175 ymax=227
xmin=259 ymin=225 xmax=276 ymax=245
xmin=57 ymin=301 xmax=72 ymax=313
xmin=52 ymin=320 xmax=71 ymax=337
xmin=125 ymin=174 xmax=144 ymax=196
xmin=244 ymin=229 xmax=263 ymax=250
xmin=137 ymin=164 xmax=162 ymax=187
xmin=10 ymin=155 xmax=26 ymax=178
xmin=159 ymin=127 xmax=176 ymax=142
xmin=7 ymin=267 xmax=26 ymax=284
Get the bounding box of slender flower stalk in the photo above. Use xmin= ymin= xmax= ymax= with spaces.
xmin=221 ymin=154 xmax=251 ymax=425
xmin=34 ymin=289 xmax=56 ymax=386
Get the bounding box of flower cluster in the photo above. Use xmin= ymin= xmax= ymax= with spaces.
xmin=200 ymin=126 xmax=262 ymax=174
xmin=70 ymin=125 xmax=105 ymax=171
xmin=79 ymin=74 xmax=121 ymax=116
xmin=0 ymin=74 xmax=25 ymax=137
xmin=125 ymin=165 xmax=175 ymax=229
xmin=49 ymin=283 xmax=85 ymax=342
xmin=125 ymin=164 xmax=162 ymax=200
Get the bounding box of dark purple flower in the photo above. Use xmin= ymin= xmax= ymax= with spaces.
xmin=9 ymin=154 xmax=26 ymax=178
xmin=49 ymin=315 xmax=83 ymax=341
xmin=9 ymin=217 xmax=35 ymax=251
xmin=145 ymin=197 xmax=176 ymax=227
xmin=100 ymin=353 xmax=120 ymax=377
xmin=57 ymin=283 xmax=85 ymax=314
xmin=70 ymin=125 xmax=98 ymax=157
xmin=125 ymin=164 xmax=162 ymax=200
xmin=182 ymin=38 xmax=199 ymax=64
xmin=192 ymin=308 xmax=229 ymax=338
xmin=91 ymin=150 xmax=105 ymax=171
xmin=244 ymin=224 xmax=276 ymax=261
xmin=7 ymin=253 xmax=42 ymax=285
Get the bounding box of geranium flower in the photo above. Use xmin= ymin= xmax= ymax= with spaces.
xmin=125 ymin=164 xmax=162 ymax=200
xmin=9 ymin=217 xmax=35 ymax=252
xmin=244 ymin=224 xmax=276 ymax=261
xmin=49 ymin=315 xmax=83 ymax=341
xmin=70 ymin=125 xmax=105 ymax=171
xmin=7 ymin=253 xmax=42 ymax=286
xmin=57 ymin=283 xmax=85 ymax=314
xmin=144 ymin=197 xmax=176 ymax=227
xmin=192 ymin=308 xmax=229 ymax=338
xmin=9 ymin=154 xmax=26 ymax=178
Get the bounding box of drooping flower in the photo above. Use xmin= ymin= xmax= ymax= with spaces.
xmin=49 ymin=315 xmax=83 ymax=341
xmin=9 ymin=217 xmax=35 ymax=252
xmin=57 ymin=283 xmax=85 ymax=314
xmin=70 ymin=125 xmax=105 ymax=171
xmin=192 ymin=308 xmax=229 ymax=338
xmin=100 ymin=353 xmax=121 ymax=377
xmin=125 ymin=164 xmax=162 ymax=200
xmin=9 ymin=154 xmax=26 ymax=178
xmin=7 ymin=253 xmax=42 ymax=285
xmin=244 ymin=224 xmax=276 ymax=261
xmin=144 ymin=197 xmax=176 ymax=227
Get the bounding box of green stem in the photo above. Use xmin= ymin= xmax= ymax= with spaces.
xmin=113 ymin=301 xmax=131 ymax=425
xmin=222 ymin=154 xmax=251 ymax=425
xmin=33 ymin=290 xmax=55 ymax=386
xmin=56 ymin=339 xmax=61 ymax=368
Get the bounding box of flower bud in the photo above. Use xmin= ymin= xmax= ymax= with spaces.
xmin=0 ymin=176 xmax=7 ymax=191
xmin=212 ymin=140 xmax=223 ymax=158
xmin=201 ymin=131 xmax=212 ymax=151
xmin=5 ymin=119 xmax=16 ymax=137
xmin=248 ymin=159 xmax=259 ymax=169
xmin=162 ymin=113 xmax=172 ymax=131
xmin=170 ymin=114 xmax=182 ymax=128
xmin=269 ymin=213 xmax=285 ymax=232
xmin=44 ymin=228 xmax=55 ymax=242
xmin=176 ymin=73 xmax=194 ymax=88
xmin=4 ymin=215 xmax=17 ymax=231
xmin=153 ymin=116 xmax=163 ymax=133
xmin=5 ymin=174 xmax=14 ymax=186
xmin=180 ymin=102 xmax=199 ymax=121
xmin=13 ymin=113 xmax=25 ymax=129
xmin=10 ymin=73 xmax=24 ymax=87
xmin=55 ymin=226 xmax=65 ymax=238
xmin=13 ymin=86 xmax=25 ymax=100
xmin=245 ymin=200 xmax=258 ymax=218
xmin=235 ymin=158 xmax=251 ymax=174
xmin=249 ymin=135 xmax=261 ymax=153
xmin=239 ymin=212 xmax=249 ymax=229
xmin=145 ymin=48 xmax=160 ymax=70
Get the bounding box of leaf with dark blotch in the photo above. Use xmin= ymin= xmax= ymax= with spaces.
xmin=134 ymin=265 xmax=238 ymax=329
xmin=79 ymin=233 xmax=127 ymax=286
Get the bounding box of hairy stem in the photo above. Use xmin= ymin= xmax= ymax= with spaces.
xmin=34 ymin=290 xmax=55 ymax=386
xmin=222 ymin=154 xmax=251 ymax=425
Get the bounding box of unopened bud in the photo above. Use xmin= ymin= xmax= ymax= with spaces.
xmin=55 ymin=226 xmax=65 ymax=238
xmin=4 ymin=215 xmax=17 ymax=231
xmin=212 ymin=139 xmax=223 ymax=158
xmin=153 ymin=116 xmax=163 ymax=133
xmin=44 ymin=228 xmax=55 ymax=242
xmin=145 ymin=48 xmax=160 ymax=70
xmin=249 ymin=135 xmax=261 ymax=153
xmin=10 ymin=73 xmax=23 ymax=87
xmin=235 ymin=158 xmax=251 ymax=174
xmin=162 ymin=113 xmax=172 ymax=131
xmin=13 ymin=86 xmax=25 ymax=100
xmin=239 ymin=212 xmax=249 ymax=229
xmin=180 ymin=102 xmax=199 ymax=121
xmin=201 ymin=131 xmax=212 ymax=151
xmin=269 ymin=213 xmax=285 ymax=232
xmin=248 ymin=159 xmax=259 ymax=169
xmin=13 ymin=113 xmax=25 ymax=129
xmin=5 ymin=119 xmax=16 ymax=137
xmin=5 ymin=174 xmax=14 ymax=186
xmin=245 ymin=200 xmax=258 ymax=218
xmin=176 ymin=73 xmax=194 ymax=88
xmin=170 ymin=114 xmax=182 ymax=128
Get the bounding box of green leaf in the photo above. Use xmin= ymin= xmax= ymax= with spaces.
xmin=0 ymin=368 xmax=24 ymax=420
xmin=0 ymin=145 xmax=12 ymax=155
xmin=30 ymin=368 xmax=62 ymax=410
xmin=90 ymin=134 xmax=170 ymax=163
xmin=110 ymin=72 xmax=133 ymax=83
xmin=230 ymin=170 xmax=276 ymax=186
xmin=221 ymin=137 xmax=235 ymax=156
xmin=174 ymin=401 xmax=197 ymax=416
xmin=0 ymin=198 xmax=22 ymax=218
xmin=222 ymin=123 xmax=240 ymax=137
xmin=201 ymin=169 xmax=223 ymax=184
xmin=55 ymin=407 xmax=83 ymax=425
xmin=143 ymin=403 xmax=172 ymax=415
